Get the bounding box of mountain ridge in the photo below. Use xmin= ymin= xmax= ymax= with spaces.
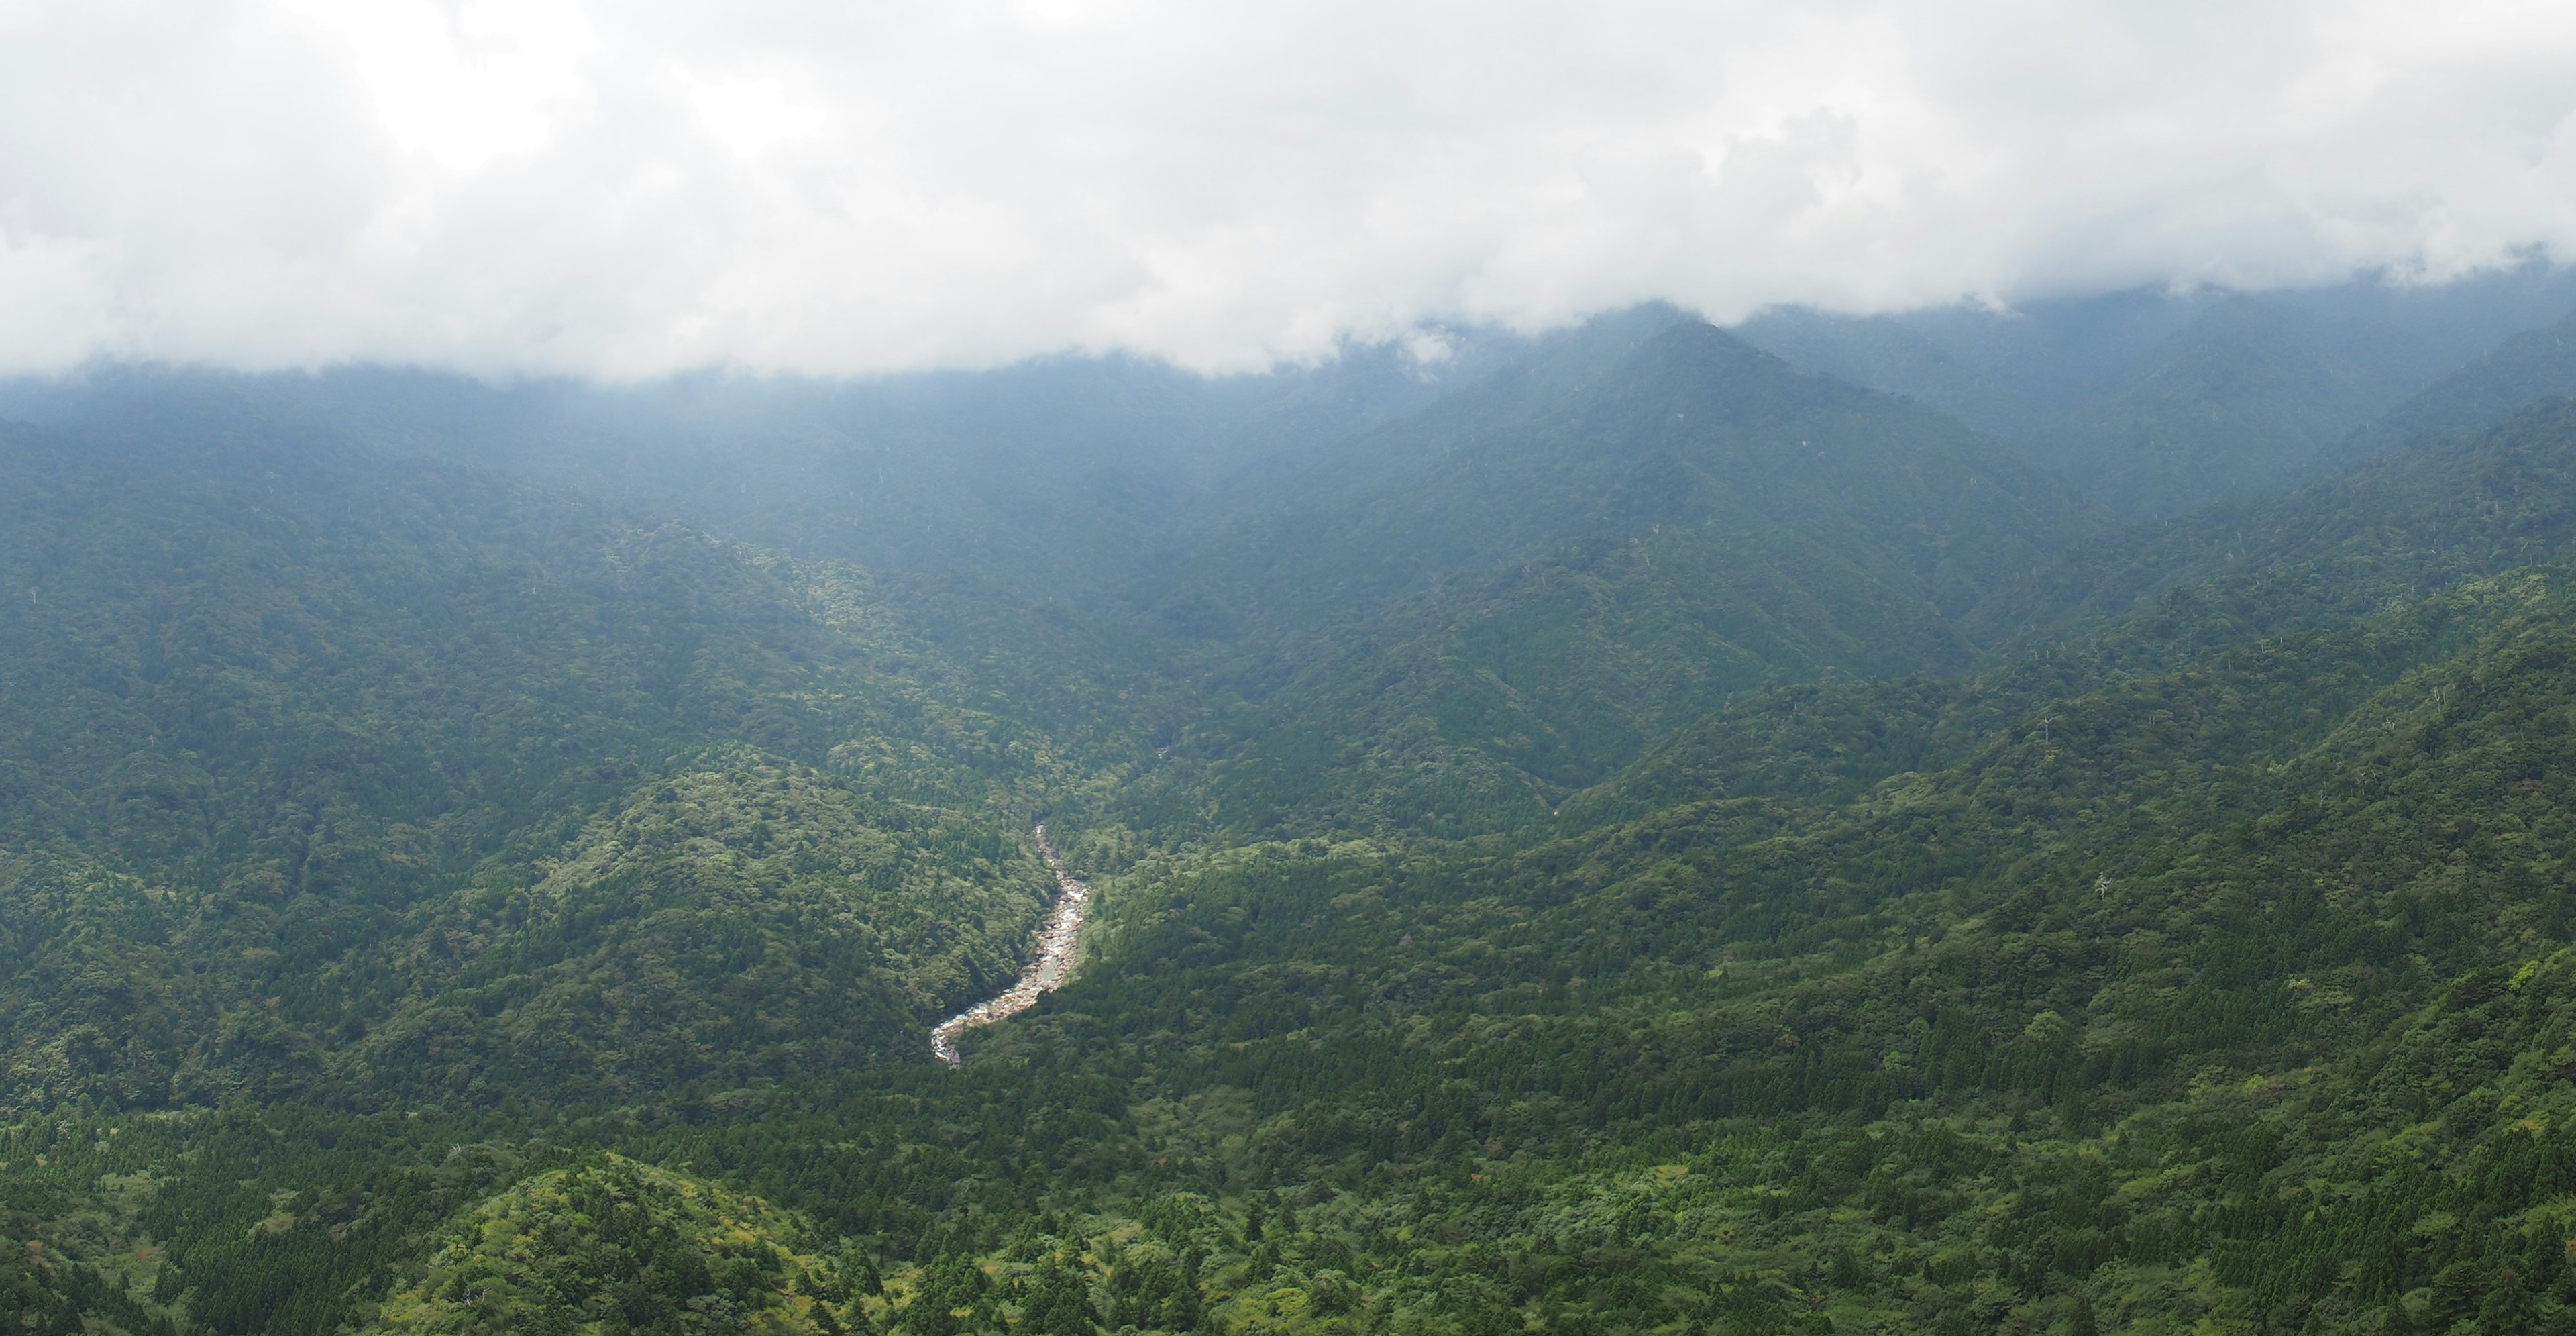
xmin=13 ymin=299 xmax=2576 ymax=1335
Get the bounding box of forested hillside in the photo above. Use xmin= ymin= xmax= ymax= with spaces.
xmin=0 ymin=414 xmax=1141 ymax=1118
xmin=1738 ymin=268 xmax=2576 ymax=518
xmin=1123 ymin=322 xmax=2105 ymax=837
xmin=8 ymin=306 xmax=2576 ymax=1336
xmin=0 ymin=327 xmax=1557 ymax=608
xmin=2333 ymin=308 xmax=2576 ymax=466
xmin=1967 ymin=398 xmax=2576 ymax=648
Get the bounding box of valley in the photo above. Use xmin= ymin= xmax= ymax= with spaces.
xmin=5 ymin=288 xmax=2576 ymax=1335
xmin=933 ymin=826 xmax=1093 ymax=1067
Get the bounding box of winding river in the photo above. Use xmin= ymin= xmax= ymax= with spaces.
xmin=929 ymin=823 xmax=1091 ymax=1066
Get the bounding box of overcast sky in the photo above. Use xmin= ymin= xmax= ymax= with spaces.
xmin=5 ymin=1 xmax=2575 ymax=378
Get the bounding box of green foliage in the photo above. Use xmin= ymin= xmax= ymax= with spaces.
xmin=0 ymin=1173 xmax=173 ymax=1336
xmin=347 ymin=754 xmax=1056 ymax=1105
xmin=2338 ymin=306 xmax=2576 ymax=464
xmin=0 ymin=418 xmax=1142 ymax=1112
xmin=21 ymin=339 xmax=2576 ymax=1336
xmin=1131 ymin=321 xmax=2108 ymax=839
xmin=363 ymin=1155 xmax=853 ymax=1335
xmin=1739 ymin=272 xmax=2576 ymax=521
xmin=610 ymin=550 xmax=2576 ymax=1333
xmin=1972 ymin=396 xmax=2576 ymax=650
xmin=2042 ymin=296 xmax=2390 ymax=517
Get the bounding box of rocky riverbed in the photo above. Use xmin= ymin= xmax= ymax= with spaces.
xmin=930 ymin=824 xmax=1091 ymax=1066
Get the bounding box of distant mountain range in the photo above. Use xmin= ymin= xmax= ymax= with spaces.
xmin=9 ymin=271 xmax=2576 ymax=1334
xmin=1735 ymin=263 xmax=2576 ymax=515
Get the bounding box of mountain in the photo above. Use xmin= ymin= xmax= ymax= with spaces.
xmin=517 ymin=426 xmax=2576 ymax=1335
xmin=767 ymin=415 xmax=2576 ymax=1335
xmin=0 ymin=333 xmax=1554 ymax=611
xmin=1184 ymin=321 xmax=2099 ymax=626
xmin=1715 ymin=306 xmax=2047 ymax=443
xmin=2036 ymin=296 xmax=2387 ymax=515
xmin=1738 ymin=268 xmax=2576 ymax=517
xmin=14 ymin=297 xmax=2576 ymax=1336
xmin=1966 ymin=396 xmax=2576 ymax=650
xmin=1130 ymin=319 xmax=2107 ymax=833
xmin=0 ymin=412 xmax=1136 ymax=1120
xmin=340 ymin=755 xmax=1057 ymax=1107
xmin=2333 ymin=305 xmax=2576 ymax=464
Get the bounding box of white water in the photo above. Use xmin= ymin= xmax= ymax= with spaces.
xmin=929 ymin=823 xmax=1091 ymax=1067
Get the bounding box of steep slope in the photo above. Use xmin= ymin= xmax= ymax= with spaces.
xmin=1968 ymin=397 xmax=2576 ymax=650
xmin=1726 ymin=306 xmax=2047 ymax=442
xmin=0 ymin=415 xmax=1120 ymax=1115
xmin=2332 ymin=305 xmax=2576 ymax=464
xmin=1741 ymin=270 xmax=2576 ymax=519
xmin=344 ymin=757 xmax=1055 ymax=1107
xmin=639 ymin=403 xmax=2576 ymax=1333
xmin=730 ymin=566 xmax=2576 ymax=1336
xmin=2042 ymin=296 xmax=2387 ymax=515
xmin=0 ymin=330 xmax=1556 ymax=611
xmin=1187 ymin=321 xmax=2098 ymax=627
xmin=1741 ymin=287 xmax=2225 ymax=435
xmin=1135 ymin=321 xmax=2106 ymax=834
xmin=25 ymin=292 xmax=2576 ymax=1336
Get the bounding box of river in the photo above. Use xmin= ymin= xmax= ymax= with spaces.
xmin=929 ymin=823 xmax=1091 ymax=1066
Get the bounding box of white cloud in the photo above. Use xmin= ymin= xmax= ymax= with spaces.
xmin=2 ymin=0 xmax=2573 ymax=377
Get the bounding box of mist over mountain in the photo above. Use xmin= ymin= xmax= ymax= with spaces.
xmin=1736 ymin=265 xmax=2576 ymax=516
xmin=15 ymin=260 xmax=2576 ymax=1336
xmin=1118 ymin=319 xmax=2106 ymax=834
xmin=15 ymin=0 xmax=2576 ymax=1329
xmin=0 ymin=334 xmax=1534 ymax=605
xmin=2331 ymin=305 xmax=2576 ymax=467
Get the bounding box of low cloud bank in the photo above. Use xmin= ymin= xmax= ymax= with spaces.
xmin=5 ymin=0 xmax=2574 ymax=378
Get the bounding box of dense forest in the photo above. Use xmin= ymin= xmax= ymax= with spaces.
xmin=9 ymin=284 xmax=2576 ymax=1335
